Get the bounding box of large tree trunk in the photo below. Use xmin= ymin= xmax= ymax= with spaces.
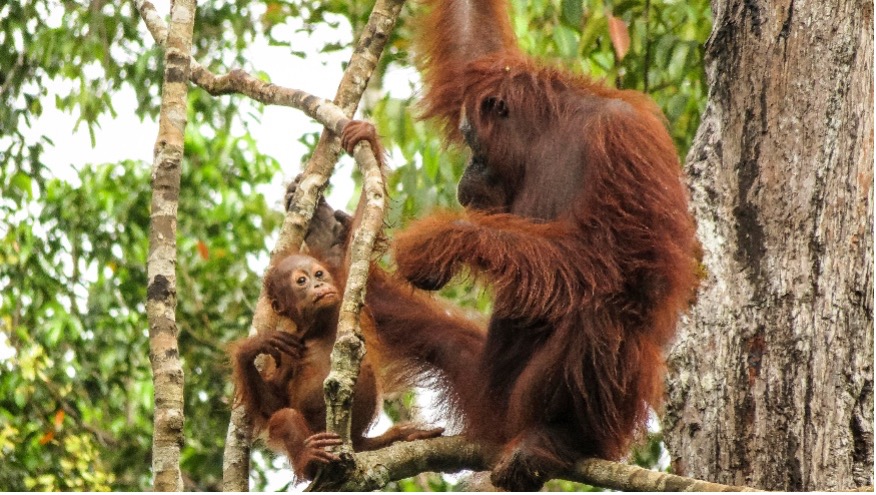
xmin=664 ymin=0 xmax=873 ymax=491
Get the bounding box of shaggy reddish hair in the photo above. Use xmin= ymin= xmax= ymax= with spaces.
xmin=354 ymin=0 xmax=702 ymax=490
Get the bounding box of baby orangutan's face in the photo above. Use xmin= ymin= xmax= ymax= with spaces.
xmin=287 ymin=258 xmax=339 ymax=318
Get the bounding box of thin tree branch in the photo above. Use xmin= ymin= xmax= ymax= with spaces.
xmin=134 ymin=0 xmax=396 ymax=143
xmin=566 ymin=457 xmax=760 ymax=492
xmin=291 ymin=0 xmax=403 ymax=480
xmin=272 ymin=0 xmax=405 ymax=262
xmin=321 ymin=131 xmax=386 ymax=447
xmin=141 ymin=0 xmax=197 ymax=490
xmin=222 ymin=405 xmax=251 ymax=491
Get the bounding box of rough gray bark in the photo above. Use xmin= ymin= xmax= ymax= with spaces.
xmin=144 ymin=0 xmax=197 ymax=491
xmin=664 ymin=0 xmax=873 ymax=491
xmin=322 ymin=139 xmax=386 ymax=449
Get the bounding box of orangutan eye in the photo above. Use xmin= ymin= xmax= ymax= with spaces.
xmin=296 ymin=276 xmax=307 ymax=285
xmin=315 ymin=270 xmax=324 ymax=278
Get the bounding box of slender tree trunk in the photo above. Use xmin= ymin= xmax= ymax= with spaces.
xmin=664 ymin=0 xmax=873 ymax=491
xmin=146 ymin=0 xmax=197 ymax=491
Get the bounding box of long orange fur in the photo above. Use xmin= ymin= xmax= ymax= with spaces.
xmin=357 ymin=0 xmax=702 ymax=490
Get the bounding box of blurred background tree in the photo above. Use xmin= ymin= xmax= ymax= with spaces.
xmin=0 ymin=0 xmax=710 ymax=490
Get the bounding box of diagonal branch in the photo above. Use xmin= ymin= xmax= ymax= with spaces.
xmin=272 ymin=0 xmax=405 ymax=260
xmin=135 ymin=0 xmax=354 ymax=132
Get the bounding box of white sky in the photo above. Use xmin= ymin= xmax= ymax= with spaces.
xmin=23 ymin=0 xmax=422 ymax=213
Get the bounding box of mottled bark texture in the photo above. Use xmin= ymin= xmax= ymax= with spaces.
xmin=665 ymin=0 xmax=873 ymax=491
xmin=145 ymin=0 xmax=196 ymax=491
xmin=322 ymin=142 xmax=386 ymax=450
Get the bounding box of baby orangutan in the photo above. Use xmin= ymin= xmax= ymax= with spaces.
xmin=231 ymin=254 xmax=443 ymax=480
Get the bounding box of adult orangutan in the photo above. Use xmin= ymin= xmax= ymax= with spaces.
xmin=337 ymin=0 xmax=701 ymax=489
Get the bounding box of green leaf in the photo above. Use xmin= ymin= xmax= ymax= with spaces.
xmin=553 ymin=24 xmax=580 ymax=59
xmin=561 ymin=0 xmax=584 ymax=27
xmin=11 ymin=172 xmax=33 ymax=198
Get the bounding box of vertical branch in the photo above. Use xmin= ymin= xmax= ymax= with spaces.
xmin=221 ymin=405 xmax=251 ymax=491
xmin=222 ymin=0 xmax=405 ymax=489
xmin=144 ymin=0 xmax=197 ymax=491
xmin=322 ymin=141 xmax=386 ymax=446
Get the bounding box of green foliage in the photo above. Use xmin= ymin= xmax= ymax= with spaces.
xmin=0 ymin=0 xmax=709 ymax=490
xmin=2 ymin=161 xmax=150 ymax=490
xmin=0 ymin=144 xmax=282 ymax=490
xmin=632 ymin=431 xmax=667 ymax=469
xmin=544 ymin=479 xmax=602 ymax=491
xmin=373 ymin=97 xmax=467 ymax=222
xmin=507 ymin=0 xmax=712 ymax=153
